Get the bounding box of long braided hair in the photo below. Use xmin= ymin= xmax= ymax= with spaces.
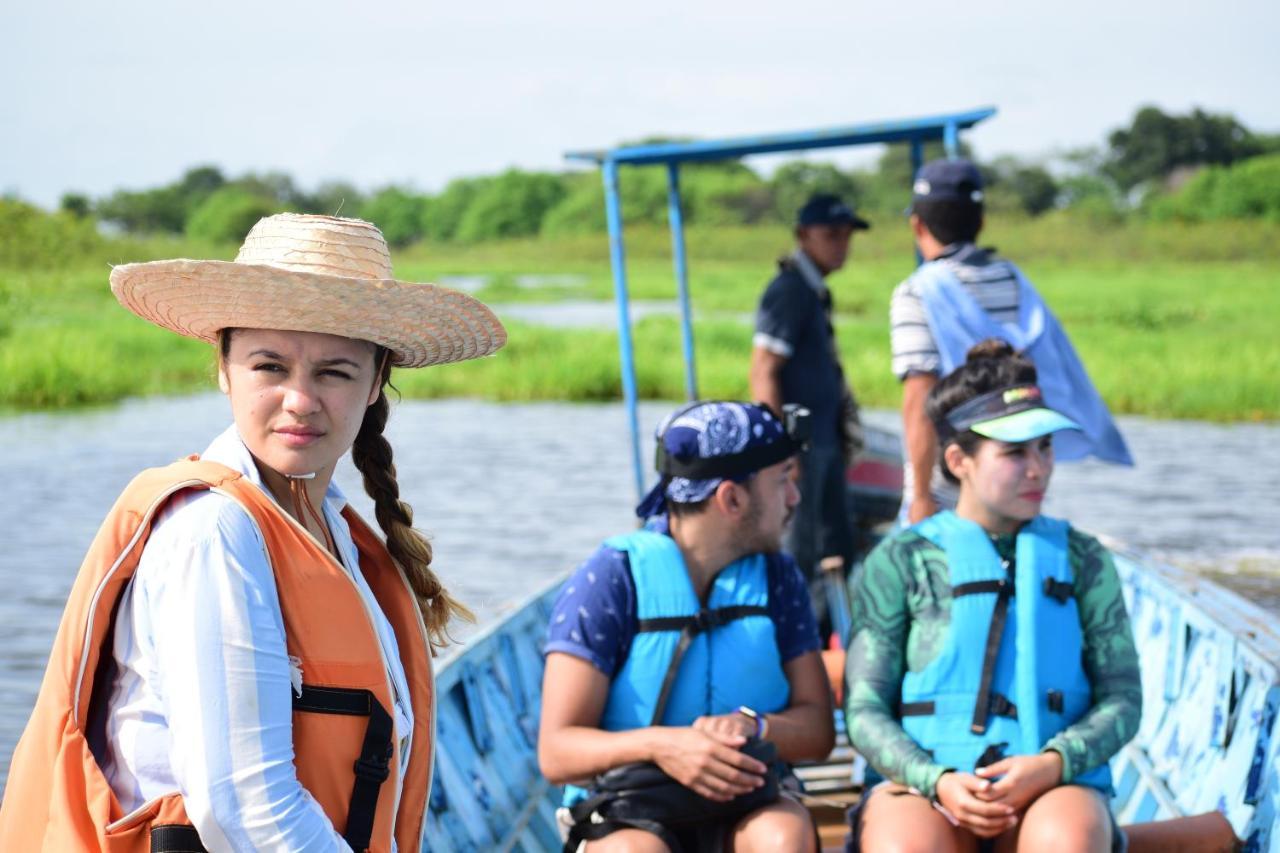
xmin=352 ymin=350 xmax=474 ymax=648
xmin=219 ymin=330 xmax=473 ymax=648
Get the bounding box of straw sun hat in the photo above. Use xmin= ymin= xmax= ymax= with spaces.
xmin=109 ymin=213 xmax=506 ymax=368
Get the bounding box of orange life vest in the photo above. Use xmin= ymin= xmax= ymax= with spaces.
xmin=0 ymin=458 xmax=434 ymax=852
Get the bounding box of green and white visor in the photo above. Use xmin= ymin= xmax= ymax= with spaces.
xmin=937 ymin=384 xmax=1081 ymax=444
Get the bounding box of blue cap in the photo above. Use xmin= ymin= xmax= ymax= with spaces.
xmin=797 ymin=193 xmax=870 ymax=230
xmin=635 ymin=401 xmax=796 ymax=519
xmin=912 ymin=159 xmax=985 ymax=205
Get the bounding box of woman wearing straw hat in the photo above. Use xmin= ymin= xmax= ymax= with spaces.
xmin=843 ymin=339 xmax=1140 ymax=853
xmin=0 ymin=214 xmax=505 ymax=852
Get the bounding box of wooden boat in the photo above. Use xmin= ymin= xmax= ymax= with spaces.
xmin=423 ymin=423 xmax=1280 ymax=850
xmin=421 ymin=112 xmax=1278 ymax=850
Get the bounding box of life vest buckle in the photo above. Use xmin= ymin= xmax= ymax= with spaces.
xmin=989 ymin=692 xmax=1018 ymax=719
xmin=975 ymin=742 xmax=1008 ymax=770
xmin=1042 ymin=577 xmax=1074 ymax=604
xmin=353 ymin=744 xmax=392 ymax=784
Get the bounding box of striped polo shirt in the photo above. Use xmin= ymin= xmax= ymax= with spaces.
xmin=889 ymin=242 xmax=1021 ymax=379
xmin=889 ymin=243 xmax=1023 ymax=515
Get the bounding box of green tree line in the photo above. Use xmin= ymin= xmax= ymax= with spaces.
xmin=35 ymin=105 xmax=1280 ymax=248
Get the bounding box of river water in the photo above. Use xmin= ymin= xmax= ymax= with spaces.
xmin=1 ymin=394 xmax=1278 ymax=781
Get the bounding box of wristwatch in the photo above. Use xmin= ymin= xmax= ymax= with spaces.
xmin=736 ymin=705 xmax=768 ymax=739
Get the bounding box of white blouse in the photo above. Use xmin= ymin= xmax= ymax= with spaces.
xmin=95 ymin=425 xmax=415 ymax=852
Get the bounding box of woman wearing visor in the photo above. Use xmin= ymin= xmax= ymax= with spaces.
xmin=843 ymin=339 xmax=1140 ymax=852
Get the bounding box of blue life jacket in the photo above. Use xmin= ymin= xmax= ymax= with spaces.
xmin=912 ymin=260 xmax=1133 ymax=466
xmin=599 ymin=530 xmax=790 ymax=731
xmin=563 ymin=530 xmax=791 ymax=808
xmin=901 ymin=511 xmax=1112 ymax=792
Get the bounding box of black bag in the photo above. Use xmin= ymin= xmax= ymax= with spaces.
xmin=565 ymin=737 xmax=781 ymax=852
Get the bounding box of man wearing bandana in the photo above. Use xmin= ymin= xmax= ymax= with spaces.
xmin=538 ymin=401 xmax=835 ymax=852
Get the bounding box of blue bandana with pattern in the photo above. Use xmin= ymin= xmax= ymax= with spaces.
xmin=635 ymin=401 xmax=790 ymax=519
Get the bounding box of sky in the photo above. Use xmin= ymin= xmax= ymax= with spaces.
xmin=3 ymin=0 xmax=1278 ymax=209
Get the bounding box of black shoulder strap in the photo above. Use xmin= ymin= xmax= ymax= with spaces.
xmin=638 ymin=604 xmax=770 ymax=727
xmin=293 ymin=684 xmax=394 ymax=852
xmin=969 ymin=560 xmax=1016 ymax=736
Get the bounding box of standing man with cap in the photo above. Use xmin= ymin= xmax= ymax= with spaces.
xmin=891 ymin=159 xmax=1132 ymax=525
xmin=750 ymin=193 xmax=870 ymax=630
xmin=539 ymin=401 xmax=834 ymax=852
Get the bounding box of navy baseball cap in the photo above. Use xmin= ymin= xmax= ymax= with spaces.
xmin=797 ymin=194 xmax=870 ymax=230
xmin=912 ymin=159 xmax=985 ymax=206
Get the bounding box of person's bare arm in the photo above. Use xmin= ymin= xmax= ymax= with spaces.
xmin=749 ymin=346 xmax=787 ymax=417
xmin=766 ymin=650 xmax=835 ymax=761
xmin=537 ymin=653 xmax=768 ymax=801
xmin=901 ymin=373 xmax=939 ymax=523
xmin=691 ymin=650 xmax=835 ymax=763
xmin=538 ymin=653 xmax=652 ymax=784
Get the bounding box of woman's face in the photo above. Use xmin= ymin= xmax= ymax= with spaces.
xmin=949 ymin=434 xmax=1054 ymax=533
xmin=219 ymin=329 xmax=381 ymax=482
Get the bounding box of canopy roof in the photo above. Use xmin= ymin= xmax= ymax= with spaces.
xmin=565 ymin=106 xmax=996 ymax=166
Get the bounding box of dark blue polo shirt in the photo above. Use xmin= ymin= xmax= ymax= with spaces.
xmin=753 ymin=256 xmax=844 ymax=445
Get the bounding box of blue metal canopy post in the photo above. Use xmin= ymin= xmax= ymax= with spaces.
xmin=943 ymin=121 xmax=959 ymax=158
xmin=601 ymin=158 xmax=646 ymax=499
xmin=910 ymin=138 xmax=925 ymax=264
xmin=909 ymin=137 xmax=925 ymax=184
xmin=665 ymin=163 xmax=698 ymax=401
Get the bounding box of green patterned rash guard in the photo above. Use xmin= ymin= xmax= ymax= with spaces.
xmin=843 ymin=523 xmax=1142 ymax=798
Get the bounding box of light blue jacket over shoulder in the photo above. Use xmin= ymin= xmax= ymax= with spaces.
xmin=914 ymin=260 xmax=1133 ymax=466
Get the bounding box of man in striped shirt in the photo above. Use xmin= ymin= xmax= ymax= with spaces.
xmin=892 ymin=159 xmax=1084 ymax=524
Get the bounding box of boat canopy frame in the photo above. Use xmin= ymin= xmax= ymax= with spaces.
xmin=565 ymin=106 xmax=997 ymax=500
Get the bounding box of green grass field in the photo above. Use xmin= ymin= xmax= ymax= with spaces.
xmin=2 ymin=215 xmax=1277 ymax=420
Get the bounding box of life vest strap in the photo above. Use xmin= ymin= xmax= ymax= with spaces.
xmin=899 ymin=691 xmax=1018 ymax=720
xmin=292 ymin=684 xmax=376 ymax=715
xmin=292 ymin=684 xmax=393 ymax=853
xmin=639 ymin=605 xmax=770 ymax=727
xmin=971 ymin=561 xmax=1014 ymax=736
xmin=636 ymin=604 xmax=770 ymax=635
xmin=953 ymin=578 xmax=1012 ymax=598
